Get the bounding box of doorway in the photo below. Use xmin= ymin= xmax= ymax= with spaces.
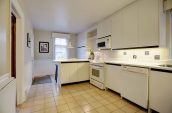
xmin=11 ymin=13 xmax=16 ymax=78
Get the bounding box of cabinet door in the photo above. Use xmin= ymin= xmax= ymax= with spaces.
xmin=138 ymin=0 xmax=159 ymax=47
xmin=97 ymin=17 xmax=112 ymax=38
xmin=111 ymin=11 xmax=123 ymax=49
xmin=150 ymin=71 xmax=172 ymax=113
xmin=60 ymin=64 xmax=69 ymax=84
xmin=105 ymin=64 xmax=122 ymax=93
xmin=97 ymin=21 xmax=104 ymax=38
xmin=122 ymin=2 xmax=138 ymax=48
xmin=104 ymin=17 xmax=112 ymax=37
xmin=68 ymin=63 xmax=78 ymax=83
xmin=77 ymin=63 xmax=89 ymax=81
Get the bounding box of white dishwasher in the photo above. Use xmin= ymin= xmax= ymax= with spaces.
xmin=121 ymin=65 xmax=149 ymax=109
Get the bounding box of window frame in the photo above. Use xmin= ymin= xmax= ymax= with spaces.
xmin=53 ymin=37 xmax=69 ymax=60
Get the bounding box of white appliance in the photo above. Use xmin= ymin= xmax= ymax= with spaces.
xmin=121 ymin=65 xmax=149 ymax=109
xmin=0 ymin=76 xmax=16 ymax=113
xmin=90 ymin=62 xmax=104 ymax=89
xmin=96 ymin=35 xmax=111 ymax=49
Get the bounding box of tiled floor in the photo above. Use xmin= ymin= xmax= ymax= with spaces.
xmin=18 ymin=81 xmax=148 ymax=113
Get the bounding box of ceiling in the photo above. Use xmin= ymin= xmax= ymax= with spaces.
xmin=22 ymin=0 xmax=136 ymax=33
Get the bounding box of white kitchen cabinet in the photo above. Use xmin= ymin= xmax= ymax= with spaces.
xmin=122 ymin=2 xmax=138 ymax=48
xmin=60 ymin=62 xmax=89 ymax=84
xmin=68 ymin=63 xmax=78 ymax=83
xmin=111 ymin=11 xmax=123 ymax=49
xmin=138 ymin=0 xmax=159 ymax=47
xmin=97 ymin=17 xmax=112 ymax=38
xmin=77 ymin=63 xmax=89 ymax=81
xmin=105 ymin=64 xmax=122 ymax=93
xmin=150 ymin=70 xmax=172 ymax=113
xmin=77 ymin=48 xmax=87 ymax=59
xmin=60 ymin=64 xmax=69 ymax=84
xmin=110 ymin=0 xmax=164 ymax=49
xmin=77 ymin=32 xmax=87 ymax=47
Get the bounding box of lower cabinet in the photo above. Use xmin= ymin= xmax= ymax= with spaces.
xmin=150 ymin=70 xmax=172 ymax=113
xmin=105 ymin=64 xmax=122 ymax=93
xmin=60 ymin=62 xmax=89 ymax=84
xmin=77 ymin=63 xmax=89 ymax=81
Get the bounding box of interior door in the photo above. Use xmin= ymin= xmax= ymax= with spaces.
xmin=11 ymin=13 xmax=16 ymax=78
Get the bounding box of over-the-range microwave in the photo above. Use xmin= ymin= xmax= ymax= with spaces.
xmin=96 ymin=35 xmax=111 ymax=49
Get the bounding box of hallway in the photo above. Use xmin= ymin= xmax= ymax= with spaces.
xmin=18 ymin=82 xmax=147 ymax=113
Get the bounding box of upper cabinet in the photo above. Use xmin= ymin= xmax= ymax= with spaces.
xmin=110 ymin=0 xmax=164 ymax=49
xmin=77 ymin=32 xmax=87 ymax=47
xmin=111 ymin=11 xmax=123 ymax=49
xmin=97 ymin=17 xmax=112 ymax=38
xmin=122 ymin=2 xmax=138 ymax=48
xmin=138 ymin=0 xmax=159 ymax=47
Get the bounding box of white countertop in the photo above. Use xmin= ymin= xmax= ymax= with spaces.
xmin=53 ymin=59 xmax=89 ymax=63
xmin=104 ymin=60 xmax=172 ymax=71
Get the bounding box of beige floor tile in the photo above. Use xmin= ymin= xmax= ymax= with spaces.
xmin=70 ymin=107 xmax=85 ymax=113
xmin=18 ymin=81 xmax=147 ymax=113
xmin=44 ymin=107 xmax=57 ymax=113
xmin=85 ymin=110 xmax=98 ymax=113
xmin=89 ymin=101 xmax=102 ymax=108
xmin=95 ymin=106 xmax=111 ymax=113
xmin=121 ymin=105 xmax=139 ymax=113
xmin=77 ymin=100 xmax=89 ymax=106
xmin=113 ymin=100 xmax=127 ymax=108
xmin=111 ymin=109 xmax=125 ymax=113
xmin=57 ymin=104 xmax=69 ymax=112
xmin=80 ymin=104 xmax=95 ymax=112
xmin=67 ymin=102 xmax=80 ymax=109
xmin=104 ymin=103 xmax=119 ymax=112
xmin=58 ymin=110 xmax=72 ymax=113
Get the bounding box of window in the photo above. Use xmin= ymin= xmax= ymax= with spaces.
xmin=54 ymin=38 xmax=68 ymax=59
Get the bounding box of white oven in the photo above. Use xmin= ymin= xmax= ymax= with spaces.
xmin=96 ymin=35 xmax=111 ymax=49
xmin=90 ymin=62 xmax=104 ymax=89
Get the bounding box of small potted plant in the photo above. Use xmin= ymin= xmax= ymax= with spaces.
xmin=89 ymin=49 xmax=94 ymax=60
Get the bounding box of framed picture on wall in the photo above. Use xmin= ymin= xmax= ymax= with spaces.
xmin=39 ymin=42 xmax=49 ymax=53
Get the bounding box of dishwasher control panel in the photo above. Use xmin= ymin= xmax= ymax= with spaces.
xmin=122 ymin=65 xmax=149 ymax=75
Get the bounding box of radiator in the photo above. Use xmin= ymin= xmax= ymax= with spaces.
xmin=0 ymin=77 xmax=16 ymax=113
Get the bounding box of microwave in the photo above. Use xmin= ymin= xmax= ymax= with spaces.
xmin=96 ymin=35 xmax=111 ymax=49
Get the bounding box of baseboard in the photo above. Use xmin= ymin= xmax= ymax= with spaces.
xmin=61 ymin=80 xmax=90 ymax=86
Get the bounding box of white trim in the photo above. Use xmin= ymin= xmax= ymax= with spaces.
xmin=52 ymin=32 xmax=70 ymax=38
xmin=170 ymin=12 xmax=172 ymax=58
xmin=11 ymin=0 xmax=26 ymax=105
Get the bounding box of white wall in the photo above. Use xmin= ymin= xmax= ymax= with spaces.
xmin=33 ymin=30 xmax=77 ymax=77
xmin=76 ymin=31 xmax=88 ymax=59
xmin=34 ymin=29 xmax=53 ymax=60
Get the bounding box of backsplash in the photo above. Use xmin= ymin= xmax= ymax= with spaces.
xmin=93 ymin=48 xmax=169 ymax=63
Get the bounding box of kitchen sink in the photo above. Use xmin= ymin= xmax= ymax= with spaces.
xmin=158 ymin=64 xmax=172 ymax=68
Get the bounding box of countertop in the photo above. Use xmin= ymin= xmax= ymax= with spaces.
xmin=53 ymin=59 xmax=89 ymax=63
xmin=104 ymin=60 xmax=172 ymax=72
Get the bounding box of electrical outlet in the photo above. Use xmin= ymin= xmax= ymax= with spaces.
xmin=133 ymin=55 xmax=137 ymax=59
xmin=154 ymin=55 xmax=160 ymax=60
xmin=145 ymin=51 xmax=149 ymax=55
xmin=123 ymin=52 xmax=127 ymax=55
